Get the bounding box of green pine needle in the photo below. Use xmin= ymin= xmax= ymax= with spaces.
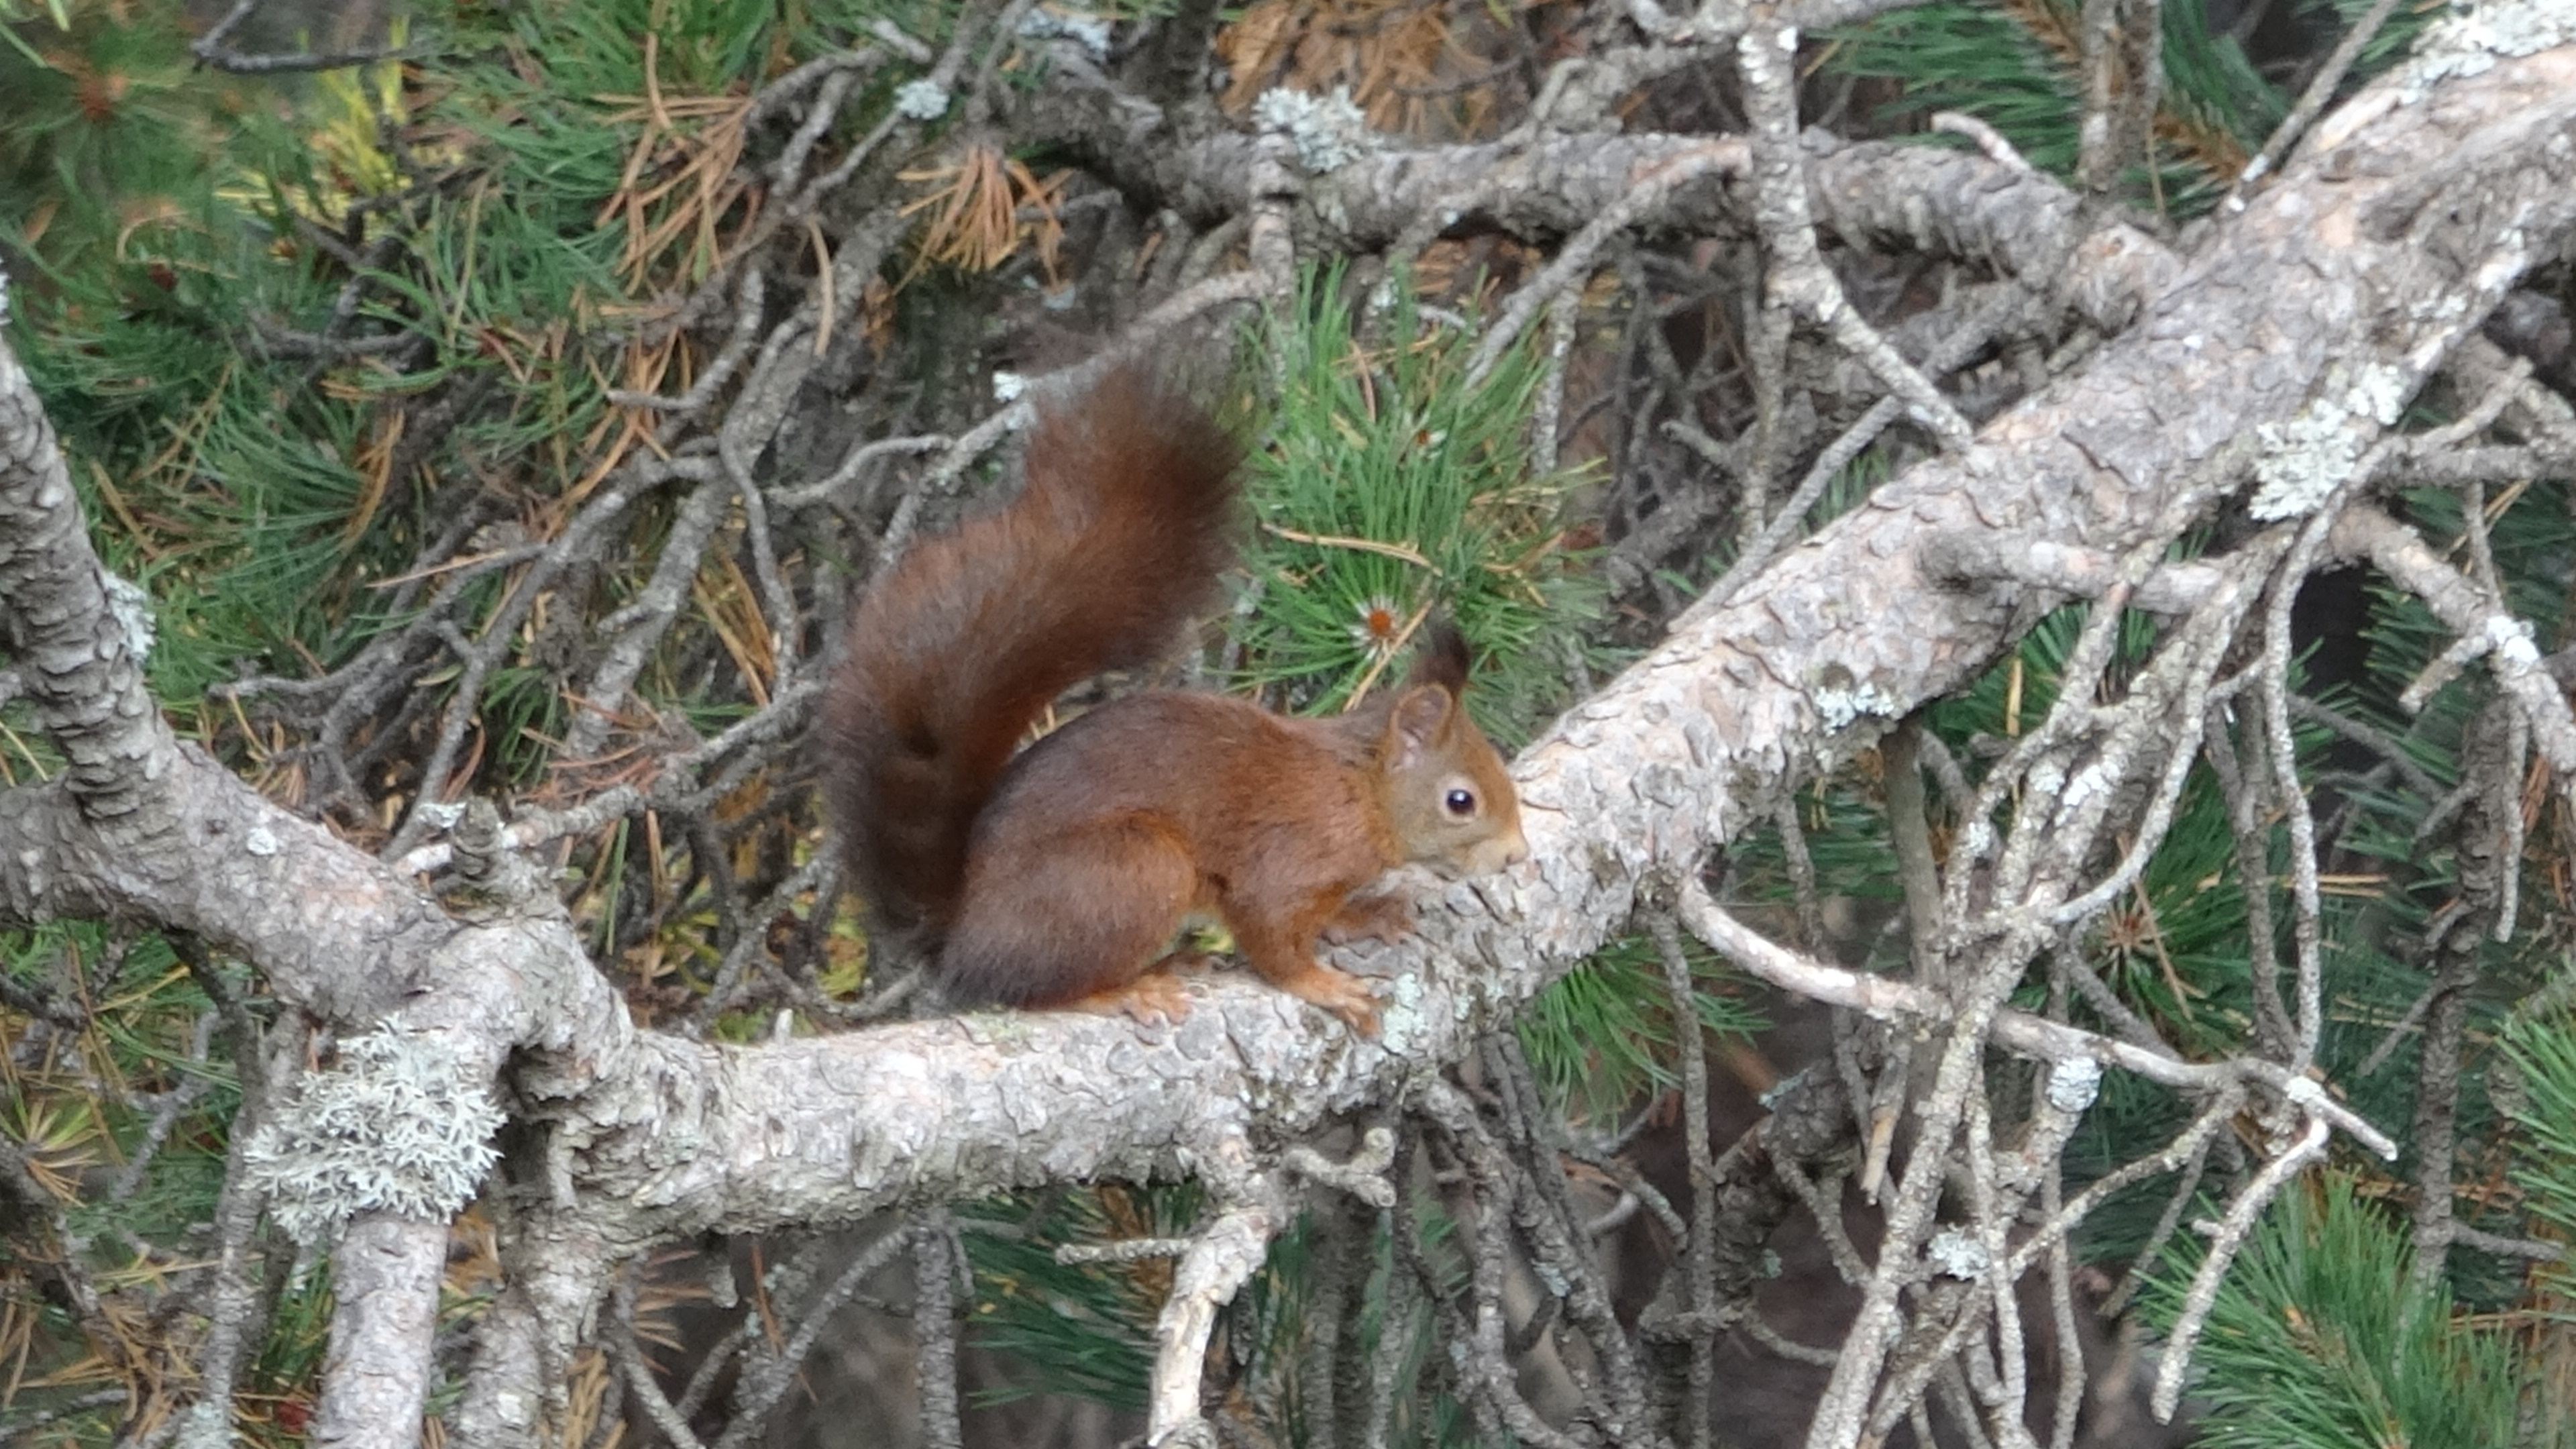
xmin=2145 ymin=1174 xmax=2524 ymax=1449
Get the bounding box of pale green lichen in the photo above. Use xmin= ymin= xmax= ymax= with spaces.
xmin=2398 ymin=0 xmax=2576 ymax=101
xmin=2347 ymin=362 xmax=2410 ymax=428
xmin=2249 ymin=407 xmax=2359 ymax=519
xmin=2248 ymin=362 xmax=2411 ymax=520
xmin=1927 ymin=1228 xmax=1990 ymax=1279
xmin=101 ymin=571 xmax=155 ymax=663
xmin=1018 ymin=7 xmax=1111 ymax=60
xmin=1813 ymin=678 xmax=1904 ymax=732
xmin=2057 ymin=761 xmax=2114 ymax=813
xmin=172 ymin=1401 xmax=229 ymax=1449
xmin=2486 ymin=612 xmax=2540 ymax=663
xmin=243 ymin=1029 xmax=503 ymax=1246
xmin=2046 ymin=1056 xmax=2103 ymax=1113
xmin=1375 ymin=971 xmax=1430 ymax=1055
xmin=1251 ymin=87 xmax=1377 ymax=173
xmin=892 ymin=78 xmax=951 ymax=121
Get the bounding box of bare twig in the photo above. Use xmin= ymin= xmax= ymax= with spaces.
xmin=2076 ymin=0 xmax=2163 ymax=201
xmin=1465 ymin=142 xmax=1750 ymax=386
xmin=192 ymin=0 xmax=410 ymax=72
xmin=1678 ymin=888 xmax=2395 ymax=1157
xmin=914 ymin=1213 xmax=964 ymax=1449
xmin=1736 ymin=20 xmax=1973 ymax=449
xmin=609 ymin=270 xmax=771 ymax=415
xmin=2150 ymin=1117 xmax=2331 ymax=1421
xmin=1647 ymin=906 xmax=1717 ymax=1449
xmin=1145 ymin=1177 xmax=1285 ymax=1444
xmin=1681 ymin=283 xmax=2033 ymax=628
xmin=1932 ymin=113 xmax=2034 ymax=174
xmin=2225 ymin=0 xmax=2406 ymax=207
xmin=2336 ymin=504 xmax=2576 ymax=810
xmin=708 ymin=1224 xmax=916 ymax=1449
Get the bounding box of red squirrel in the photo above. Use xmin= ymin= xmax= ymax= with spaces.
xmin=824 ymin=366 xmax=1529 ymax=1035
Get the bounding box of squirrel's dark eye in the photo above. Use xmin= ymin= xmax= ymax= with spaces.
xmin=1444 ymin=788 xmax=1477 ymax=817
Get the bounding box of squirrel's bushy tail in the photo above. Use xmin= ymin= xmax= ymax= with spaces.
xmin=826 ymin=367 xmax=1242 ymax=936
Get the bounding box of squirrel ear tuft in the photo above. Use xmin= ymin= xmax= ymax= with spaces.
xmin=1403 ymin=617 xmax=1471 ymax=694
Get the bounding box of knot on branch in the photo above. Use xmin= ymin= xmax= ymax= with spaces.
xmin=1284 ymin=1125 xmax=1399 ymax=1208
xmin=445 ymin=796 xmax=551 ymax=908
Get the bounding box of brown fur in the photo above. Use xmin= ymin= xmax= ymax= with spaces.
xmin=826 ymin=372 xmax=1528 ymax=1034
xmin=826 ymin=367 xmax=1240 ymax=936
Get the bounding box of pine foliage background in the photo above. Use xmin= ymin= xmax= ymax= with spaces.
xmin=0 ymin=0 xmax=2571 ymax=1444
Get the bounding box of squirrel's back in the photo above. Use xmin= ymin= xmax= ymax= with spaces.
xmin=824 ymin=368 xmax=1242 ymax=938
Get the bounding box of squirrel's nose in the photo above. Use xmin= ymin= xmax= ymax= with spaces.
xmin=1484 ymin=826 xmax=1531 ymax=871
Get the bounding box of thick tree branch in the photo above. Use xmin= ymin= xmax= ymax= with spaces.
xmin=1001 ymin=52 xmax=2167 ymax=327
xmin=0 ymin=341 xmax=170 ymax=820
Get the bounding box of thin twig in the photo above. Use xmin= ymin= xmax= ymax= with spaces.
xmin=1679 ymin=888 xmax=2396 ymax=1157
xmin=1465 ymin=143 xmax=1749 ymax=386
xmin=1648 ymin=908 xmax=1717 ymax=1449
xmin=2224 ymin=0 xmax=2406 ymax=208
xmin=1736 ymin=19 xmax=1972 ymax=449
xmin=192 ymin=0 xmax=410 ymax=72
xmin=914 ymin=1212 xmax=964 ymax=1449
xmin=2150 ymin=1117 xmax=2330 ymax=1421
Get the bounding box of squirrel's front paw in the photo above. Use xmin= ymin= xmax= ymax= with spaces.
xmin=1288 ymin=965 xmax=1383 ymax=1036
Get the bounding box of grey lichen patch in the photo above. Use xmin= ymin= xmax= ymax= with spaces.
xmin=1250 ymin=87 xmax=1377 ymax=173
xmin=1016 ymin=5 xmax=1111 ymax=60
xmin=2247 ymin=362 xmax=2409 ymax=520
xmin=244 ymin=1029 xmax=504 ymax=1247
xmin=892 ymin=78 xmax=951 ymax=121
xmin=2485 ymin=612 xmax=2541 ymax=664
xmin=1927 ymin=1228 xmax=1990 ymax=1279
xmin=1375 ymin=971 xmax=1432 ymax=1055
xmin=1811 ymin=672 xmax=1904 ymax=732
xmin=101 ymin=571 xmax=155 ymax=662
xmin=2046 ymin=1055 xmax=2104 ymax=1113
xmin=2398 ymin=0 xmax=2576 ymax=101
